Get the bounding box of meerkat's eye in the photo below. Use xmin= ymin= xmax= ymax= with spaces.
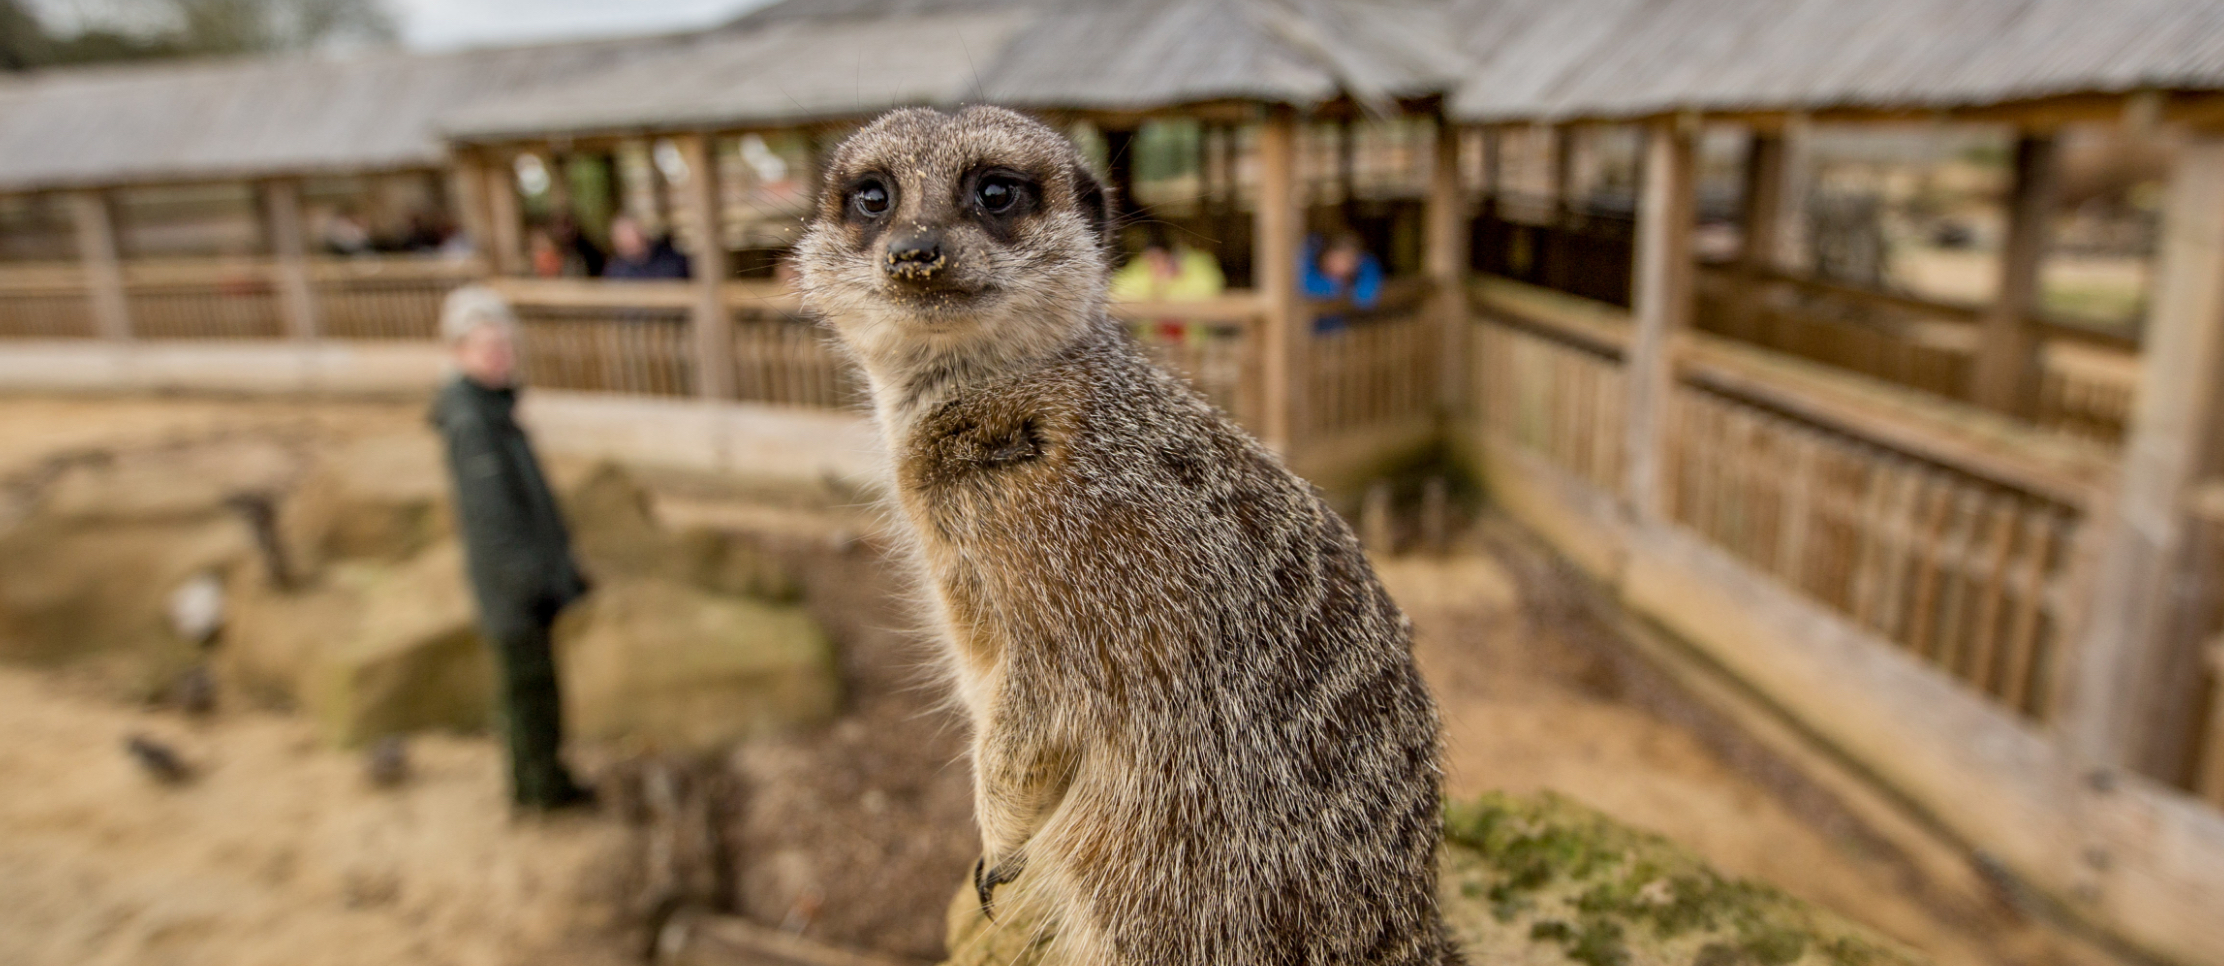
xmin=975 ymin=174 xmax=1023 ymax=213
xmin=852 ymin=179 xmax=891 ymax=217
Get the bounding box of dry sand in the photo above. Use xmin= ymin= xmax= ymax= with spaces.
xmin=0 ymin=394 xmax=2105 ymax=966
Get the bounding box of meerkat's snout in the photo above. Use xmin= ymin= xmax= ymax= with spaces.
xmin=883 ymin=227 xmax=948 ymax=282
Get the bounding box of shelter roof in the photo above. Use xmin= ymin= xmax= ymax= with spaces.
xmin=440 ymin=0 xmax=1471 ymax=141
xmin=1444 ymin=0 xmax=2224 ymax=123
xmin=0 ymin=35 xmax=684 ymax=192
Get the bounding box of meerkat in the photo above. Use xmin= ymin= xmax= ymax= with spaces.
xmin=796 ymin=106 xmax=1459 ymax=966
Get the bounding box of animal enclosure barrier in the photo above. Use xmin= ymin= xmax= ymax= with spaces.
xmin=1693 ymin=269 xmax=2139 ymax=444
xmin=1666 ymin=384 xmax=2080 ymax=721
xmin=1471 ymin=276 xmax=2114 ymax=729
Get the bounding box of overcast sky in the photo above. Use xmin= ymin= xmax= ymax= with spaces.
xmin=384 ymin=0 xmax=774 ymax=50
xmin=30 ymin=0 xmax=778 ymax=51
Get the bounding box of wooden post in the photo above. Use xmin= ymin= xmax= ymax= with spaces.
xmin=485 ymin=152 xmax=527 ymax=277
xmin=1550 ymin=125 xmax=1577 ymax=219
xmin=675 ymin=133 xmax=734 ymax=400
xmin=2064 ymin=135 xmax=2224 ymax=773
xmin=1741 ymin=133 xmax=1786 ymax=273
xmin=1427 ymin=118 xmax=1469 ymax=418
xmin=1972 ymin=134 xmax=2058 ymax=417
xmin=1624 ymin=118 xmax=1700 ymax=523
xmin=1773 ymin=115 xmax=1813 ymax=271
xmin=66 ymin=190 xmax=131 ymax=340
xmin=1255 ymin=109 xmax=1301 ymax=454
xmin=261 ymin=178 xmax=320 ymax=341
xmin=447 ymin=153 xmax=494 ymax=264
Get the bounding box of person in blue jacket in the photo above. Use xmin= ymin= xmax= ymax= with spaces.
xmin=1300 ymin=231 xmax=1384 ymax=333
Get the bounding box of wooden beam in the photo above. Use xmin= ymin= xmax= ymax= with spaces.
xmin=2063 ymin=136 xmax=2224 ymax=772
xmin=1427 ymin=119 xmax=1469 ymax=418
xmin=1971 ymin=134 xmax=2058 ymax=417
xmin=260 ymin=179 xmax=320 ymax=340
xmin=484 ymin=153 xmax=527 ymax=277
xmin=1774 ymin=115 xmax=1814 ymax=271
xmin=1623 ymin=120 xmax=1699 ymax=523
xmin=446 ymin=153 xmax=494 ymax=263
xmin=674 ymin=133 xmax=734 ymax=400
xmin=66 ymin=190 xmax=131 ymax=341
xmin=1740 ymin=133 xmax=1786 ymax=273
xmin=1254 ymin=109 xmax=1301 ymax=454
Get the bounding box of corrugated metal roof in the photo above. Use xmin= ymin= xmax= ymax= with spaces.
xmin=0 ymin=35 xmax=684 ymax=192
xmin=443 ymin=0 xmax=1471 ymax=139
xmin=438 ymin=12 xmax=1032 ymax=141
xmin=5 ymin=0 xmax=2224 ymax=191
xmin=1444 ymin=0 xmax=2224 ymax=122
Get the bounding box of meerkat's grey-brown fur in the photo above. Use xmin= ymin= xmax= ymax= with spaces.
xmin=795 ymin=106 xmax=1459 ymax=966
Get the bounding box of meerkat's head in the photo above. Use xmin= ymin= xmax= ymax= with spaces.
xmin=795 ymin=106 xmax=1112 ymax=395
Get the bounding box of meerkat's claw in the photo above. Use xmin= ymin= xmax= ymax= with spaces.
xmin=975 ymin=852 xmax=1026 ymax=921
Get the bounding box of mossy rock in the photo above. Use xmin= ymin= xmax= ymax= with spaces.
xmin=555 ymin=577 xmax=839 ymax=753
xmin=937 ymin=792 xmax=1926 ymax=966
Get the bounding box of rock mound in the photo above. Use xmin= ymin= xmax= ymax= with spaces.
xmin=937 ymin=792 xmax=1926 ymax=966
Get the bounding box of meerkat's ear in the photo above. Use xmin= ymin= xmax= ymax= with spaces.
xmin=1070 ymin=163 xmax=1112 ymax=246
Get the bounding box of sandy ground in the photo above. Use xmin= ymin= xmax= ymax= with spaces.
xmin=0 ymin=394 xmax=2099 ymax=966
xmin=0 ymin=667 xmax=635 ymax=966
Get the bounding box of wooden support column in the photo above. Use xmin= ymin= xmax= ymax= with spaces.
xmin=2065 ymin=135 xmax=2224 ymax=773
xmin=1623 ymin=118 xmax=1700 ymax=524
xmin=261 ymin=178 xmax=320 ymax=341
xmin=446 ymin=153 xmax=494 ymax=265
xmin=674 ymin=133 xmax=733 ymax=400
xmin=66 ymin=190 xmax=131 ymax=340
xmin=485 ymin=152 xmax=527 ymax=277
xmin=1972 ymin=134 xmax=2058 ymax=417
xmin=1426 ymin=119 xmax=1469 ymax=418
xmin=1740 ymin=133 xmax=1786 ymax=273
xmin=1254 ymin=109 xmax=1301 ymax=454
xmin=1773 ymin=115 xmax=1813 ymax=271
xmin=1550 ymin=125 xmax=1577 ymax=219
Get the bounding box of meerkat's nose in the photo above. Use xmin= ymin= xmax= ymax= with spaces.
xmin=885 ymin=229 xmax=947 ymax=281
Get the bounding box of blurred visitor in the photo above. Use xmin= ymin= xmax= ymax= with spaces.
xmin=547 ymin=213 xmax=606 ymax=277
xmin=1111 ymin=230 xmax=1225 ymax=344
xmin=430 ymin=287 xmax=594 ymax=813
xmin=323 ymin=208 xmax=373 ymax=256
xmin=1301 ymin=231 xmax=1383 ymax=334
xmin=602 ymin=215 xmax=690 ymax=280
xmin=527 ymin=228 xmax=566 ymax=278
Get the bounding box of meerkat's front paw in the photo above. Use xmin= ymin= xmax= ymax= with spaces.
xmin=974 ymin=851 xmax=1027 ymax=921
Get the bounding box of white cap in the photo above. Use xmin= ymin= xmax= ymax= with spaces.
xmin=439 ymin=284 xmax=518 ymax=344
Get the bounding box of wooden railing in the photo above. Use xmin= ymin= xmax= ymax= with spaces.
xmin=0 ymin=256 xmax=476 ymax=341
xmin=313 ymin=258 xmax=480 ymax=340
xmin=498 ymin=279 xmax=697 ymax=397
xmin=1113 ymin=293 xmax=1267 ymax=428
xmin=1695 ymin=268 xmax=2141 ymax=444
xmin=1667 ymin=362 xmax=2092 ymax=721
xmin=1475 ymin=315 xmax=1627 ymax=496
xmin=1299 ymin=281 xmax=1440 ymax=439
xmin=726 ymin=283 xmax=862 ymax=409
xmin=1473 ymin=276 xmax=2114 ymax=724
xmin=2190 ymin=481 xmax=2224 ymax=809
xmin=0 ymin=263 xmax=98 ymax=338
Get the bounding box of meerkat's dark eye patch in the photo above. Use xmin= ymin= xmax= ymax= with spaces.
xmin=847 ymin=174 xmax=894 ymax=221
xmin=1069 ymin=164 xmax=1110 ymax=245
xmin=960 ymin=167 xmax=1038 ymax=236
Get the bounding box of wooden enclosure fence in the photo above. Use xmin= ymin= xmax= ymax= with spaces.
xmin=1474 ymin=316 xmax=1627 ymax=495
xmin=1667 ymin=384 xmax=2080 ymax=721
xmin=1695 ymin=269 xmax=2139 ymax=443
xmin=1471 ymin=276 xmax=2113 ymax=728
xmin=1300 ymin=299 xmax=1440 ymax=439
xmin=313 ymin=260 xmax=480 ymax=340
xmin=0 ymin=257 xmax=473 ymax=341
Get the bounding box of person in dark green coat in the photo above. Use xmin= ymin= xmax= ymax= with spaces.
xmin=430 ymin=285 xmax=593 ymax=812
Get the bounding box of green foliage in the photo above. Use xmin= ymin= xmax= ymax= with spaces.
xmin=2 ymin=0 xmax=394 ymax=71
